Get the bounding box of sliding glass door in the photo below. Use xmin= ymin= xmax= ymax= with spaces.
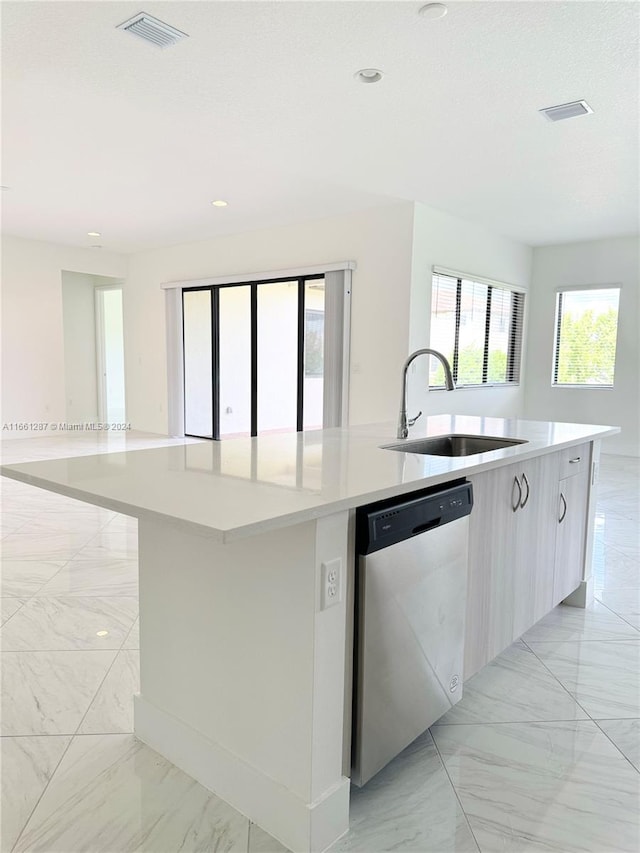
xmin=183 ymin=289 xmax=213 ymax=438
xmin=183 ymin=275 xmax=329 ymax=439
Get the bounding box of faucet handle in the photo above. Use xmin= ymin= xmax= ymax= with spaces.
xmin=407 ymin=411 xmax=423 ymax=427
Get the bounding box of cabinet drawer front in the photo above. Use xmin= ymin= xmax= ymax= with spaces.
xmin=559 ymin=443 xmax=590 ymax=479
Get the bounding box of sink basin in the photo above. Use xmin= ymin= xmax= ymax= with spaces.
xmin=381 ymin=434 xmax=528 ymax=457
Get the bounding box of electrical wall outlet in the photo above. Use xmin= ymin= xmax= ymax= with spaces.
xmin=320 ymin=558 xmax=342 ymax=611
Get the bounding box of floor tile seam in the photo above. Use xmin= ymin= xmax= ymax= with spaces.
xmin=588 ymin=716 xmax=640 ymax=721
xmin=590 ymin=599 xmax=640 ymax=633
xmin=3 ymin=522 xmax=109 ymax=534
xmin=595 ymin=585 xmax=640 ymax=595
xmin=594 ymin=507 xmax=636 ymax=521
xmin=68 ymin=648 xmax=122 ymax=742
xmin=68 ymin=726 xmax=136 ymax=737
xmin=592 ymin=544 xmax=640 ymax=562
xmin=430 ymin=716 xmax=593 ymax=726
xmin=600 ymin=541 xmax=640 ymax=560
xmin=597 ymin=510 xmax=640 ymax=522
xmin=594 ymin=521 xmax=640 ymax=536
xmin=590 ymin=719 xmax=640 ymax=775
xmin=521 ymin=636 xmax=640 ymax=643
xmin=592 ymin=536 xmax=640 ymax=563
xmin=1 ymin=733 xmax=83 ymax=739
xmin=1 ymin=646 xmax=131 ymax=652
xmin=0 ymin=597 xmax=29 ymax=627
xmin=0 ymin=648 xmax=123 ymax=657
xmin=599 ymin=547 xmax=640 ymax=563
xmin=5 ymin=555 xmax=77 ymax=601
xmin=117 ymin=617 xmax=134 ymax=653
xmin=0 ymin=521 xmax=31 ymax=535
xmin=432 ymin=718 xmax=603 ymax=731
xmin=427 ymin=729 xmax=481 ymax=853
xmin=520 ymin=638 xmax=594 ymax=719
xmin=32 ymin=592 xmax=140 ymax=598
xmin=2 ymin=593 xmax=140 ymax=608
xmin=9 ymin=731 xmax=76 ymax=853
xmin=593 ymin=536 xmax=640 ymax=563
xmin=0 ymin=590 xmax=41 ymax=601
xmin=1 ymin=527 xmax=100 ymax=542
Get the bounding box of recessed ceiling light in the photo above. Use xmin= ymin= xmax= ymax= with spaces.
xmin=355 ymin=68 xmax=384 ymax=84
xmin=419 ymin=3 xmax=448 ymax=19
xmin=87 ymin=231 xmax=101 ymax=237
xmin=211 ymin=199 xmax=228 ymax=207
xmin=96 ymin=630 xmax=109 ymax=637
xmin=539 ymin=100 xmax=593 ymax=122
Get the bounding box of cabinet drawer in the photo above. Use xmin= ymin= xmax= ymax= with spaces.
xmin=559 ymin=443 xmax=590 ymax=480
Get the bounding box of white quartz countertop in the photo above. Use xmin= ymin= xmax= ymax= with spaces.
xmin=1 ymin=416 xmax=619 ymax=542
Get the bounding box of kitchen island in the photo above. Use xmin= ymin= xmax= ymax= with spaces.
xmin=0 ymin=415 xmax=618 ymax=852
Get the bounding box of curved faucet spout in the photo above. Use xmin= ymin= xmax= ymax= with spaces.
xmin=397 ymin=348 xmax=455 ymax=439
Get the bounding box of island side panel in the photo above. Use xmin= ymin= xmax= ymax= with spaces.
xmin=134 ymin=514 xmax=350 ymax=853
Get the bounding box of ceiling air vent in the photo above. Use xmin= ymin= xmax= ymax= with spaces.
xmin=539 ymin=100 xmax=593 ymax=122
xmin=116 ymin=12 xmax=188 ymax=49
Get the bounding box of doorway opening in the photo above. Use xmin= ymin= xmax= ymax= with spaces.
xmin=95 ymin=286 xmax=126 ymax=422
xmin=61 ymin=272 xmax=125 ymax=424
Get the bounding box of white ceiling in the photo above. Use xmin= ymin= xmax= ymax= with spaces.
xmin=1 ymin=1 xmax=638 ymax=254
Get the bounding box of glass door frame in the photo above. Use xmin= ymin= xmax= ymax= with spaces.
xmin=182 ymin=274 xmax=324 ymax=440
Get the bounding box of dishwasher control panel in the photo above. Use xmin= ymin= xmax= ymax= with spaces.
xmin=356 ymin=480 xmax=473 ymax=555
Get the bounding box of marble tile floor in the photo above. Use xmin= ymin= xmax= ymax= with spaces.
xmin=1 ymin=436 xmax=638 ymax=852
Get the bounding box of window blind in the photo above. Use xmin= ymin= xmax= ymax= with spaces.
xmin=430 ymin=272 xmax=524 ymax=388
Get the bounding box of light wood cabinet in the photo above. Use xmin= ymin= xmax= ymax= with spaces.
xmin=464 ymin=464 xmax=518 ymax=678
xmin=464 ymin=446 xmax=591 ymax=680
xmin=511 ymin=453 xmax=559 ymax=638
xmin=553 ymin=445 xmax=591 ymax=605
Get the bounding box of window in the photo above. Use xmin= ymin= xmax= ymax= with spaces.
xmin=552 ymin=287 xmax=620 ymax=387
xmin=429 ymin=271 xmax=525 ymax=387
xmin=304 ymin=309 xmax=324 ymax=377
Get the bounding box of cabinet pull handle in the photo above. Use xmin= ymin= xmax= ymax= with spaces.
xmin=512 ymin=476 xmax=522 ymax=512
xmin=520 ymin=472 xmax=530 ymax=509
xmin=559 ymin=492 xmax=567 ymax=523
xmin=569 ymin=457 xmax=581 ymax=464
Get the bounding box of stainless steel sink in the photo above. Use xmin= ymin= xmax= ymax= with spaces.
xmin=381 ymin=434 xmax=528 ymax=457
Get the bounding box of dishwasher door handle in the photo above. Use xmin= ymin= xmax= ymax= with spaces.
xmin=412 ymin=518 xmax=442 ymax=536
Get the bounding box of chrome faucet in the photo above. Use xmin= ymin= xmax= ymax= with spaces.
xmin=397 ymin=349 xmax=455 ymax=439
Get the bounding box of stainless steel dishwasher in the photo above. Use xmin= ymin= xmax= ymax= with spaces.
xmin=352 ymin=480 xmax=473 ymax=786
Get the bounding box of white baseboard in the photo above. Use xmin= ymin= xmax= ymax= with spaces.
xmin=562 ymin=578 xmax=594 ymax=608
xmin=134 ymin=694 xmax=350 ymax=853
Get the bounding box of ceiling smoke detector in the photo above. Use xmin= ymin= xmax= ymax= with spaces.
xmin=539 ymin=100 xmax=593 ymax=122
xmin=116 ymin=12 xmax=189 ymax=49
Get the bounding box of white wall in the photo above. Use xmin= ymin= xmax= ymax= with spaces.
xmin=0 ymin=235 xmax=127 ymax=436
xmin=125 ymin=203 xmax=415 ymax=435
xmin=407 ymin=203 xmax=533 ymax=420
xmin=524 ymin=236 xmax=640 ymax=457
